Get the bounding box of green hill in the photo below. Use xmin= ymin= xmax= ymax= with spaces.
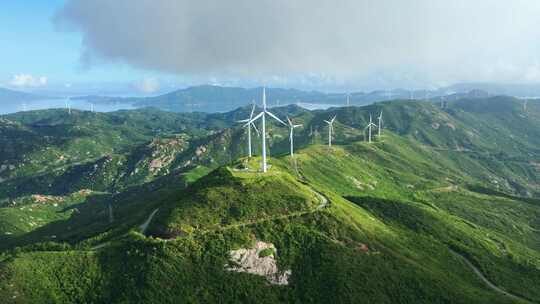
xmin=1 ymin=96 xmax=540 ymax=303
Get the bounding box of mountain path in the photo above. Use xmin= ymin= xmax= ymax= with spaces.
xmin=449 ymin=249 xmax=534 ymax=304
xmin=204 ymin=185 xmax=328 ymax=233
xmin=162 ymin=184 xmax=329 ymax=239
xmin=140 ymin=209 xmax=159 ymax=234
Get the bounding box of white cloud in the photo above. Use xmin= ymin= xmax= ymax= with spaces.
xmin=134 ymin=77 xmax=160 ymax=94
xmin=9 ymin=74 xmax=48 ymax=88
xmin=55 ymin=1 xmax=540 ymax=88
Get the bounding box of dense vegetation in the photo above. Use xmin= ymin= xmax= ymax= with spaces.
xmin=0 ymin=96 xmax=539 ymax=303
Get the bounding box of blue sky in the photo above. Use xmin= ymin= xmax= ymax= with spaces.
xmin=0 ymin=1 xmax=168 ymax=95
xmin=2 ymin=1 xmax=540 ymax=96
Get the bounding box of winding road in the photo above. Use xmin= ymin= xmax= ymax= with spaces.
xmin=449 ymin=249 xmax=534 ymax=304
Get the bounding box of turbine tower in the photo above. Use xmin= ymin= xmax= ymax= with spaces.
xmin=65 ymin=100 xmax=71 ymax=115
xmin=245 ymin=88 xmax=287 ymax=172
xmin=377 ymin=111 xmax=383 ymax=137
xmin=365 ymin=114 xmax=377 ymax=143
xmin=287 ymin=117 xmax=302 ymax=157
xmin=237 ymin=102 xmax=260 ymax=158
xmin=324 ymin=115 xmax=337 ymax=147
xmin=346 ymin=94 xmax=350 ymax=106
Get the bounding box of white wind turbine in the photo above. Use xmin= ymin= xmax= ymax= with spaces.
xmin=287 ymin=117 xmax=302 ymax=157
xmin=324 ymin=115 xmax=337 ymax=147
xmin=365 ymin=114 xmax=377 ymax=143
xmin=244 ymin=88 xmax=287 ymax=172
xmin=237 ymin=102 xmax=260 ymax=158
xmin=377 ymin=111 xmax=383 ymax=137
xmin=65 ymin=100 xmax=71 ymax=115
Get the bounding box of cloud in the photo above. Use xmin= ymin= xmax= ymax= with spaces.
xmin=9 ymin=74 xmax=48 ymax=88
xmin=55 ymin=0 xmax=540 ymax=88
xmin=134 ymin=77 xmax=160 ymax=94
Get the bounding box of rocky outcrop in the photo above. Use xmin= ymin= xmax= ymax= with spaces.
xmin=226 ymin=241 xmax=291 ymax=285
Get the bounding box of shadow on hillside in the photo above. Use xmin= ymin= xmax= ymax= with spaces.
xmin=344 ymin=195 xmax=445 ymax=234
xmin=0 ymin=171 xmax=191 ymax=251
xmin=466 ymin=184 xmax=540 ymax=207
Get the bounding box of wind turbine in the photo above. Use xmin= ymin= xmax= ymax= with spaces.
xmin=324 ymin=115 xmax=337 ymax=147
xmin=90 ymin=103 xmax=95 ymax=113
xmin=377 ymin=111 xmax=383 ymax=137
xmin=244 ymin=88 xmax=287 ymax=172
xmin=346 ymin=94 xmax=350 ymax=106
xmin=65 ymin=100 xmax=71 ymax=115
xmin=287 ymin=117 xmax=302 ymax=157
xmin=237 ymin=102 xmax=260 ymax=158
xmin=365 ymin=114 xmax=377 ymax=143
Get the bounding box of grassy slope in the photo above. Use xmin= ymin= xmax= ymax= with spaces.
xmin=2 ymin=137 xmax=538 ymax=302
xmin=0 ymin=163 xmax=516 ymax=304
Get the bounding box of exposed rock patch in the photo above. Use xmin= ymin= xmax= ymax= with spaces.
xmin=226 ymin=241 xmax=291 ymax=286
xmin=348 ymin=176 xmax=377 ymax=191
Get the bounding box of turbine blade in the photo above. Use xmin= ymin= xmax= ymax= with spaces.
xmin=237 ymin=119 xmax=250 ymax=123
xmin=266 ymin=111 xmax=287 ymax=126
xmin=251 ymin=122 xmax=260 ymax=135
xmin=243 ymin=111 xmax=263 ymax=128
xmin=250 ymin=103 xmax=256 ymax=118
xmin=324 ymin=120 xmax=330 ymax=124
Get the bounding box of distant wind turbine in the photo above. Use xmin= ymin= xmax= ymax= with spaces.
xmin=346 ymin=94 xmax=350 ymax=106
xmin=65 ymin=100 xmax=71 ymax=115
xmin=237 ymin=102 xmax=260 ymax=158
xmin=287 ymin=117 xmax=302 ymax=157
xmin=324 ymin=115 xmax=337 ymax=147
xmin=365 ymin=114 xmax=377 ymax=143
xmin=244 ymin=88 xmax=287 ymax=172
xmin=90 ymin=103 xmax=94 ymax=112
xmin=377 ymin=111 xmax=383 ymax=137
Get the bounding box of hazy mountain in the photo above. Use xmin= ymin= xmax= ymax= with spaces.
xmin=445 ymin=82 xmax=540 ymax=98
xmin=66 ymin=85 xmax=448 ymax=113
xmin=0 ymin=87 xmax=51 ymax=103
